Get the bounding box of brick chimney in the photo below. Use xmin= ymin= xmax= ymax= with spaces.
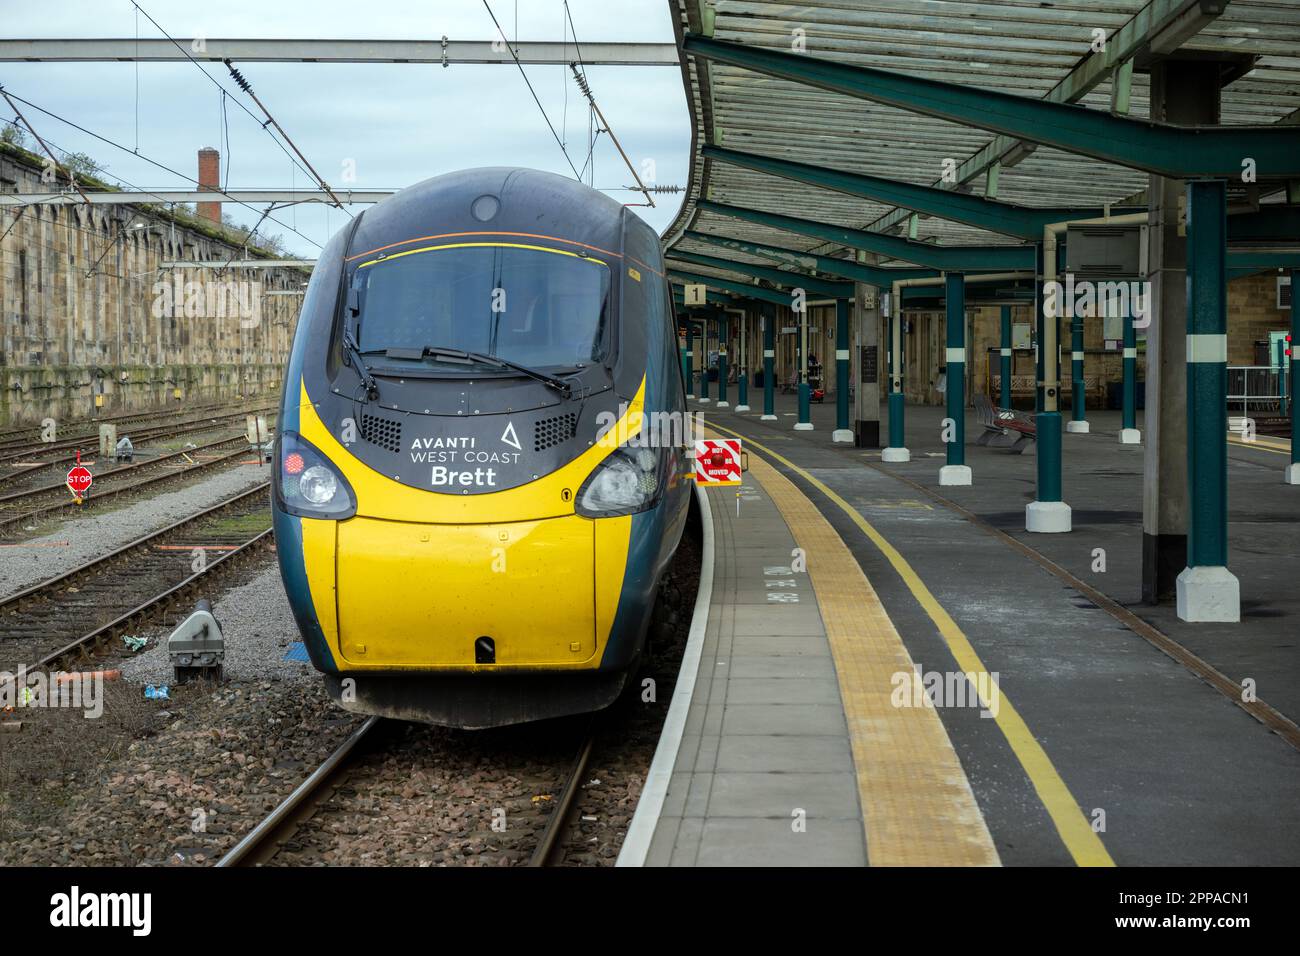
xmin=197 ymin=147 xmax=221 ymax=223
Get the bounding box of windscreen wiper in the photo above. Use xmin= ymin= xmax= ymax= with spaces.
xmin=342 ymin=327 xmax=379 ymax=401
xmin=400 ymin=346 xmax=574 ymax=397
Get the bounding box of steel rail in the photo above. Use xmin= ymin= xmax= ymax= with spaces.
xmin=0 ymin=483 xmax=269 ymax=618
xmin=36 ymin=526 xmax=273 ymax=670
xmin=0 ymin=442 xmax=261 ymax=533
xmin=529 ymin=725 xmax=598 ymax=867
xmin=216 ymin=716 xmax=382 ymax=867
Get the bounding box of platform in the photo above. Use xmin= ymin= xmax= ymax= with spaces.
xmin=623 ymin=394 xmax=1300 ymax=867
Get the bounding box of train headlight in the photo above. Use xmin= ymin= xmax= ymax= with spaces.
xmin=274 ymin=431 xmax=357 ymax=519
xmin=299 ymin=466 xmax=338 ymax=505
xmin=575 ymin=445 xmax=665 ymax=518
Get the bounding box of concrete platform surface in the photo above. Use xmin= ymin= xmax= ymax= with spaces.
xmin=643 ymin=392 xmax=1299 ymax=866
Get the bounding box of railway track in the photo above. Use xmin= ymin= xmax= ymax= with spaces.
xmin=0 ymin=483 xmax=272 ymax=672
xmin=0 ymin=398 xmax=255 ymax=449
xmin=0 ymin=404 xmax=277 ymax=472
xmin=0 ymin=435 xmax=267 ymax=535
xmin=216 ymin=718 xmax=600 ymax=867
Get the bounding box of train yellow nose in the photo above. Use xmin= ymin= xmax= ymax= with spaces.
xmin=334 ymin=516 xmax=598 ymax=668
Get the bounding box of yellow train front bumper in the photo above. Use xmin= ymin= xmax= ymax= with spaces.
xmin=303 ymin=513 xmax=632 ymax=672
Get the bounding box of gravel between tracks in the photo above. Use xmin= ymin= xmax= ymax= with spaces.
xmin=0 ymin=462 xmax=272 ymax=600
xmin=118 ymin=562 xmax=307 ymax=685
xmin=1 ymin=498 xmax=702 ymax=868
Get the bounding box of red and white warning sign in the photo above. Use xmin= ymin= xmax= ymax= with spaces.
xmin=694 ymin=439 xmax=742 ymax=486
xmin=66 ymin=465 xmax=93 ymax=500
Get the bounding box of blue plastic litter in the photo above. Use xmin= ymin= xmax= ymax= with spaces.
xmin=282 ymin=642 xmax=310 ymax=663
xmin=144 ymin=684 xmax=170 ymax=700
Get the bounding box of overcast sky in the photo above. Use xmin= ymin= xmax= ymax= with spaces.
xmin=1 ymin=0 xmax=689 ymax=256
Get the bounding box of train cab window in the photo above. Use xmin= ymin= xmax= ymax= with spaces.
xmin=352 ymin=244 xmax=610 ymax=370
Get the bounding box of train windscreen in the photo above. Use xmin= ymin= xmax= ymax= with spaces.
xmin=353 ymin=243 xmax=610 ymax=370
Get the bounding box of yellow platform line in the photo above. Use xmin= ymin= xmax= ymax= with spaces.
xmin=709 ymin=422 xmax=1115 ymax=868
xmin=715 ymin=433 xmax=999 ymax=866
xmin=1227 ymin=436 xmax=1291 ymax=456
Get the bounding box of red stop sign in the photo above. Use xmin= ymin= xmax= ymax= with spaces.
xmin=66 ymin=465 xmax=93 ymax=496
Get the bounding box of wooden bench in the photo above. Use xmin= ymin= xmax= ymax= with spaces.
xmin=974 ymin=392 xmax=1037 ymax=453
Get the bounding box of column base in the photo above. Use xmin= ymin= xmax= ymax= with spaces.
xmin=939 ymin=464 xmax=972 ymax=486
xmin=1065 ymin=420 xmax=1090 ymax=434
xmin=715 ymin=401 xmax=729 ymax=408
xmin=793 ymin=422 xmax=814 ymax=431
xmin=1026 ymin=500 xmax=1072 ymax=533
xmin=1176 ymin=565 xmax=1241 ymax=623
xmin=831 ymin=428 xmax=854 ymax=444
xmin=697 ymin=398 xmax=711 ymax=404
xmin=686 ymin=394 xmax=696 ymax=400
xmin=1119 ymin=428 xmax=1141 ymax=444
xmin=1285 ymin=463 xmax=1300 ymax=485
xmin=881 ymin=447 xmax=910 ymax=463
xmin=734 ymin=404 xmax=750 ymax=413
xmin=759 ymin=414 xmax=777 ymax=421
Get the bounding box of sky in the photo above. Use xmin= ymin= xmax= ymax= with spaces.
xmin=0 ymin=0 xmax=690 ymax=256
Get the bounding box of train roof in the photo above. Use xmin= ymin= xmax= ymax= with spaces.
xmin=346 ymin=167 xmax=630 ymax=262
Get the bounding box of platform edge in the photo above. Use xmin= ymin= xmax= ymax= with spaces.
xmin=614 ymin=482 xmax=716 ymax=867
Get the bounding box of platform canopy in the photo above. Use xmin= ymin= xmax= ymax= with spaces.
xmin=661 ymin=0 xmax=1300 ymax=291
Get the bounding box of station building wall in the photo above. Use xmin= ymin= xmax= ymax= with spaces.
xmin=0 ymin=142 xmax=306 ymax=426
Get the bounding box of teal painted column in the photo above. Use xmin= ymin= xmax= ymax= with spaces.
xmin=736 ymin=306 xmax=751 ymax=411
xmin=1177 ymin=178 xmax=1238 ymax=622
xmin=1119 ymin=308 xmax=1140 ymax=443
xmin=832 ymin=297 xmax=852 ymax=442
xmin=1289 ymin=269 xmax=1299 ymax=483
xmin=795 ymin=303 xmax=812 ymax=430
xmin=882 ymin=290 xmax=909 ymax=462
xmin=698 ymin=312 xmax=711 ymax=403
xmin=716 ymin=310 xmax=729 ymax=407
xmin=1027 ymin=244 xmax=1070 ymax=532
xmin=940 ymin=273 xmax=970 ymax=485
xmin=999 ymin=305 xmax=1012 ymax=408
xmin=761 ymin=303 xmax=776 ymax=420
xmin=682 ymin=320 xmax=694 ymax=399
xmin=1066 ymin=311 xmax=1089 ymax=433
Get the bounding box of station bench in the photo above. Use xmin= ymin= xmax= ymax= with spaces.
xmin=974 ymin=393 xmax=1037 ymax=453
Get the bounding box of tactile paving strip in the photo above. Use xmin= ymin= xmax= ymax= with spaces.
xmin=742 ymin=448 xmax=1001 ymax=866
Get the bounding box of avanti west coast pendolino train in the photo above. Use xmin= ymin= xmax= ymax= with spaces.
xmin=272 ymin=168 xmax=692 ymax=728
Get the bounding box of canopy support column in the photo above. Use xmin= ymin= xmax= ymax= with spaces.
xmin=795 ymin=301 xmax=813 ymax=430
xmin=1288 ymin=268 xmax=1299 ymax=484
xmin=716 ymin=310 xmax=730 ymax=408
xmin=1120 ymin=304 xmax=1141 ymax=444
xmin=735 ymin=306 xmax=751 ymax=412
xmin=882 ymin=284 xmax=909 ymax=462
xmin=854 ymin=282 xmax=882 ymax=447
xmin=682 ymin=319 xmax=696 ymax=400
xmin=940 ymin=273 xmax=971 ymax=485
xmin=1066 ymin=311 xmax=1090 ymax=433
xmin=761 ymin=303 xmax=777 ymax=420
xmin=999 ymin=305 xmax=1012 ymax=409
xmin=1027 ymin=241 xmax=1070 ymax=532
xmin=833 ymin=297 xmax=853 ymax=443
xmin=698 ymin=310 xmax=711 ymax=404
xmin=1176 ymin=179 xmax=1238 ymax=623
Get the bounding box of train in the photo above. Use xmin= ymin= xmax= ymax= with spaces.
xmin=271 ymin=167 xmax=693 ymax=728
